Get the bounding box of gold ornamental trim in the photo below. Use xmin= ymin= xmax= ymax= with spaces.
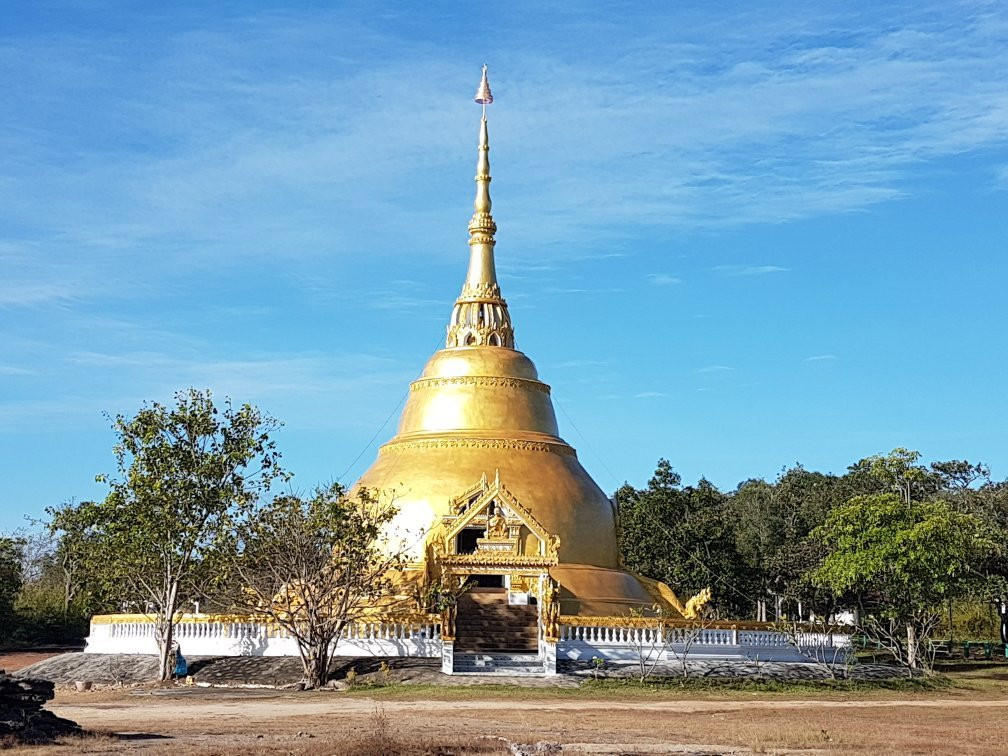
xmin=91 ymin=612 xmax=442 ymax=627
xmin=457 ymin=282 xmax=502 ymax=299
xmin=382 ymin=437 xmax=576 ymax=457
xmin=557 ymin=615 xmax=779 ymax=631
xmin=440 ymin=553 xmax=557 ymax=570
xmin=410 ymin=375 xmax=550 ymax=394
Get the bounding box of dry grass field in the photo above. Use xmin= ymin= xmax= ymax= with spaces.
xmin=4 ymin=652 xmax=1007 ymax=755
xmin=0 ymin=667 xmax=1001 ymax=755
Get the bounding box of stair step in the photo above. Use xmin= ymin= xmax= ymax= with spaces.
xmin=452 ymin=668 xmax=544 ymax=675
xmin=452 ymin=651 xmax=545 ymax=676
xmin=454 ymin=661 xmax=542 ymax=669
xmin=455 ymin=641 xmax=540 ymax=649
xmin=456 ymin=618 xmax=537 ymax=624
xmin=456 ymin=653 xmax=540 ymax=660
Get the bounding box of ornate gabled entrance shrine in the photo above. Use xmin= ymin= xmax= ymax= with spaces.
xmin=351 ymin=67 xmax=662 ymax=670
xmin=435 ymin=469 xmax=559 ymax=577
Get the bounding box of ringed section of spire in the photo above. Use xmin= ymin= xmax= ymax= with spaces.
xmin=445 ymin=97 xmax=515 ymax=349
xmin=446 ymin=284 xmax=515 ymax=348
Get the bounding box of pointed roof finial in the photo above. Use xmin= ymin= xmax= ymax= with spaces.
xmin=474 ymin=63 xmax=493 ymax=107
xmin=445 ymin=66 xmax=515 ymax=350
xmin=468 ymin=69 xmax=496 ymax=249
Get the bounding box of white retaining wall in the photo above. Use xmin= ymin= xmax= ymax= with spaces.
xmin=557 ymin=623 xmax=852 ymax=664
xmin=86 ymin=615 xmax=851 ymax=667
xmin=85 ymin=616 xmax=442 ymax=658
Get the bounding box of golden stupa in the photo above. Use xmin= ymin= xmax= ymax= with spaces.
xmin=354 ymin=67 xmax=660 ymax=617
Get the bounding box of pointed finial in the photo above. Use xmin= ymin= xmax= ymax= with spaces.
xmin=467 ymin=65 xmax=497 ymax=251
xmin=444 ymin=66 xmax=515 ymax=350
xmin=474 ymin=64 xmax=493 ymax=106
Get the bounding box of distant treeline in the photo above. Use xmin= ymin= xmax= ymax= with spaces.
xmin=618 ymin=449 xmax=1007 ymax=651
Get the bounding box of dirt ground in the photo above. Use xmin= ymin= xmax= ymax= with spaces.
xmin=5 ymin=683 xmax=1004 ymax=755
xmin=0 ymin=650 xmax=69 ymax=673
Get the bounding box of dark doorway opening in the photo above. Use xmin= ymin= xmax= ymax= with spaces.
xmin=470 ymin=574 xmax=504 ymax=588
xmin=456 ymin=528 xmax=482 ymax=555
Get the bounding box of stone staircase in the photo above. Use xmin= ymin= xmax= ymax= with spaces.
xmin=452 ymin=652 xmax=545 ymax=675
xmin=455 ymin=588 xmax=539 ymax=653
xmin=453 ymin=588 xmax=543 ymax=674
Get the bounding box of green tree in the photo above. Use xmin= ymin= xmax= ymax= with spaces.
xmin=43 ymin=502 xmax=104 ymax=622
xmin=937 ymin=473 xmax=1008 ymax=644
xmin=0 ymin=537 xmax=24 ymax=640
xmin=978 ymin=483 xmax=1008 ymax=644
xmin=63 ymin=389 xmax=285 ymax=680
xmin=849 ymin=447 xmax=936 ymax=506
xmin=730 ymin=466 xmax=842 ymax=620
xmin=618 ymin=460 xmax=753 ymax=617
xmin=228 ymin=484 xmax=408 ymax=688
xmin=811 ymin=493 xmax=992 ymax=672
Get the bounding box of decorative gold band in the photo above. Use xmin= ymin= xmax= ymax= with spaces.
xmin=409 ymin=375 xmax=551 ymax=394
xmin=381 ymin=436 xmax=576 ymax=457
xmin=440 ymin=554 xmax=557 ymax=570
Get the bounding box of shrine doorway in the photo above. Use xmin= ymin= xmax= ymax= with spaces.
xmin=470 ymin=574 xmax=504 ymax=588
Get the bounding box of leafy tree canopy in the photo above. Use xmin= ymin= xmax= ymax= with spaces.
xmin=812 ymin=493 xmax=992 ymax=617
xmin=56 ymin=389 xmax=286 ymax=680
xmin=618 ymin=459 xmax=755 ymax=617
xmin=229 ymin=483 xmax=408 ymax=688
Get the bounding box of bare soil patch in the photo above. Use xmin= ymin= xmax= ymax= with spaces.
xmin=0 ymin=650 xmax=73 ymax=673
xmin=1 ymin=685 xmax=999 ymax=755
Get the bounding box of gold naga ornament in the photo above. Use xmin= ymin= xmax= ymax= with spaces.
xmin=351 ymin=66 xmax=690 ymax=620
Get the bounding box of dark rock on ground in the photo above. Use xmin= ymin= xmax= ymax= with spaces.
xmin=0 ymin=671 xmax=81 ymax=743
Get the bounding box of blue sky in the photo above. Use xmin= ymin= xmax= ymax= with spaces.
xmin=2 ymin=1 xmax=1007 ymax=532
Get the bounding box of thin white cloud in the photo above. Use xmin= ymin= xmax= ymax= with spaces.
xmin=713 ymin=265 xmax=789 ymax=276
xmin=366 ymin=295 xmax=446 ymax=312
xmin=0 ymin=282 xmax=78 ymax=308
xmin=695 ymin=365 xmax=734 ymax=373
xmin=541 ymin=287 xmax=625 ymax=295
xmin=0 ymin=341 xmax=412 ymax=433
xmin=994 ymin=163 xmax=1008 ymax=188
xmin=648 ymin=274 xmax=683 ymax=285
xmin=804 ymin=354 xmax=838 ymax=362
xmin=549 ymin=360 xmax=609 ymax=369
xmin=634 ymin=391 xmax=668 ymax=398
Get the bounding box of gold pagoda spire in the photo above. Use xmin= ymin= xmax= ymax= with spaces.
xmin=446 ymin=65 xmax=515 ymax=349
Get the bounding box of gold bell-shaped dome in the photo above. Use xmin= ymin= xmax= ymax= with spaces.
xmin=352 ymin=67 xmax=658 ymax=616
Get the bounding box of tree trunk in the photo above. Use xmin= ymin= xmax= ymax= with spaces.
xmin=156 ymin=616 xmax=175 ymax=682
xmin=155 ymin=585 xmax=180 ymax=682
xmin=997 ymin=598 xmax=1008 ymax=645
xmin=301 ymin=640 xmax=332 ymax=689
xmin=906 ymin=622 xmax=917 ymax=672
xmin=62 ymin=560 xmax=71 ymax=621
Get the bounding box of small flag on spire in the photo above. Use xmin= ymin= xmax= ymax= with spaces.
xmin=474 ymin=64 xmax=493 ymax=105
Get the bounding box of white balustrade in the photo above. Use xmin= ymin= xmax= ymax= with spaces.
xmin=86 ymin=613 xmax=848 ymax=666
xmin=85 ymin=615 xmax=443 ymax=658
xmin=556 ymin=621 xmax=851 ymax=664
